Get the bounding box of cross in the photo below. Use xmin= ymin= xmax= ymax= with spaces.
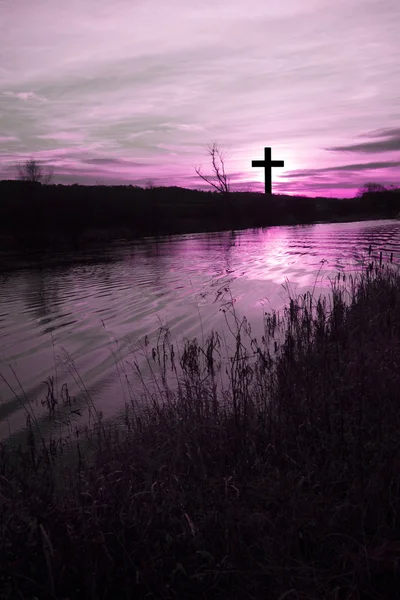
xmin=251 ymin=147 xmax=284 ymax=194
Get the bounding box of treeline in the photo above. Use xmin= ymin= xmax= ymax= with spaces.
xmin=0 ymin=180 xmax=399 ymax=250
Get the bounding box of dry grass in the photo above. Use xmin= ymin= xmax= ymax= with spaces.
xmin=1 ymin=260 xmax=400 ymax=599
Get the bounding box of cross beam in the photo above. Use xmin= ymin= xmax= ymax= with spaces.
xmin=251 ymin=147 xmax=284 ymax=194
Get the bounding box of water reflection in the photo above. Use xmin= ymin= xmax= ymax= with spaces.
xmin=1 ymin=220 xmax=400 ymax=438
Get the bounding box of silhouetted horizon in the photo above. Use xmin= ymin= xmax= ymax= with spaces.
xmin=1 ymin=176 xmax=399 ymax=201
xmin=1 ymin=178 xmax=399 ymax=256
xmin=1 ymin=0 xmax=398 ymax=197
xmin=1 ymin=142 xmax=400 ymax=198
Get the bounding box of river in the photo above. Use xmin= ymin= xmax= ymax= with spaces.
xmin=1 ymin=219 xmax=400 ymax=439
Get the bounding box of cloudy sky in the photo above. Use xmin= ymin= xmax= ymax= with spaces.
xmin=0 ymin=0 xmax=399 ymax=197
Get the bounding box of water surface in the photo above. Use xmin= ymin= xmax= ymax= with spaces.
xmin=1 ymin=220 xmax=400 ymax=438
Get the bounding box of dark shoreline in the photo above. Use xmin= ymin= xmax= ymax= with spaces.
xmin=1 ymin=180 xmax=399 ymax=257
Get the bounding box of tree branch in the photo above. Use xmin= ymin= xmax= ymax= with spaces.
xmin=195 ymin=143 xmax=230 ymax=195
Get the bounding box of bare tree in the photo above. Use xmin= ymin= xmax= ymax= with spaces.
xmin=357 ymin=182 xmax=387 ymax=197
xmin=16 ymin=158 xmax=54 ymax=184
xmin=195 ymin=143 xmax=230 ymax=195
xmin=145 ymin=178 xmax=155 ymax=190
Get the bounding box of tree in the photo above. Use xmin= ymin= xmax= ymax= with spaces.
xmin=145 ymin=178 xmax=155 ymax=190
xmin=16 ymin=158 xmax=54 ymax=184
xmin=357 ymin=182 xmax=387 ymax=197
xmin=194 ymin=143 xmax=230 ymax=195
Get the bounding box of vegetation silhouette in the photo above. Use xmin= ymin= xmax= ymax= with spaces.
xmin=0 ymin=178 xmax=399 ymax=253
xmin=194 ymin=143 xmax=230 ymax=195
xmin=16 ymin=158 xmax=54 ymax=185
xmin=2 ymin=261 xmax=400 ymax=599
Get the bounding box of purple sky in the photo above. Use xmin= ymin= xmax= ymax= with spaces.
xmin=0 ymin=0 xmax=399 ymax=197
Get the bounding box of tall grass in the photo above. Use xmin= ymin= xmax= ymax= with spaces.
xmin=1 ymin=260 xmax=400 ymax=599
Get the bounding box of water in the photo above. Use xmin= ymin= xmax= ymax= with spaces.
xmin=1 ymin=219 xmax=400 ymax=438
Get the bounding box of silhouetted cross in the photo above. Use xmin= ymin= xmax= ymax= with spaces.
xmin=251 ymin=147 xmax=284 ymax=194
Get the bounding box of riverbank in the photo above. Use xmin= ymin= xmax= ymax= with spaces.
xmin=1 ymin=260 xmax=400 ymax=599
xmin=1 ymin=180 xmax=399 ymax=253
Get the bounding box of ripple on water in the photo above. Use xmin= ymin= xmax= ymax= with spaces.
xmin=1 ymin=219 xmax=400 ymax=438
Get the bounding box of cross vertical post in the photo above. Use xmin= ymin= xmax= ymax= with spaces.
xmin=251 ymin=147 xmax=284 ymax=194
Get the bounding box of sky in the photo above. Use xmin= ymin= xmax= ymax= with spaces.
xmin=0 ymin=0 xmax=399 ymax=197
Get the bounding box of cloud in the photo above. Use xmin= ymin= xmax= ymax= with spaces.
xmin=360 ymin=127 xmax=400 ymax=139
xmin=332 ymin=160 xmax=400 ymax=171
xmin=284 ymin=160 xmax=400 ymax=179
xmin=276 ymin=180 xmax=357 ymax=191
xmin=327 ymin=128 xmax=400 ymax=153
xmin=2 ymin=91 xmax=47 ymax=102
xmin=0 ymin=135 xmax=18 ymax=143
xmin=160 ymin=122 xmax=204 ymax=133
xmin=83 ymin=157 xmax=150 ymax=167
xmin=36 ymin=131 xmax=86 ymax=142
xmin=0 ymin=0 xmax=399 ymax=196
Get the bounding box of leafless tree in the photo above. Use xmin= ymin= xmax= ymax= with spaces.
xmin=145 ymin=178 xmax=155 ymax=190
xmin=194 ymin=143 xmax=230 ymax=195
xmin=16 ymin=158 xmax=54 ymax=184
xmin=357 ymin=182 xmax=387 ymax=197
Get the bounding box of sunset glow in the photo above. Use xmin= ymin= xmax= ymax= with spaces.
xmin=0 ymin=0 xmax=399 ymax=197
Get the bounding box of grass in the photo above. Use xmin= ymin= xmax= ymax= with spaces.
xmin=1 ymin=257 xmax=400 ymax=599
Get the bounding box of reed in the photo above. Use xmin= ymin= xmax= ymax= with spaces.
xmin=1 ymin=258 xmax=400 ymax=599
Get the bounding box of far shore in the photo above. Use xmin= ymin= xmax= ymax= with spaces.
xmin=0 ymin=180 xmax=399 ymax=256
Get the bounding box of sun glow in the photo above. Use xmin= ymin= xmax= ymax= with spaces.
xmin=236 ymin=146 xmax=304 ymax=190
